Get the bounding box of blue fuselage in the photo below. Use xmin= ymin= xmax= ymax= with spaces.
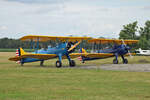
xmin=22 ymin=43 xmax=68 ymax=63
xmin=98 ymin=44 xmax=129 ymax=55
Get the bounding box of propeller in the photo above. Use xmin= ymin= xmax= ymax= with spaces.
xmin=68 ymin=41 xmax=81 ymax=53
xmin=121 ymin=39 xmax=133 ymax=58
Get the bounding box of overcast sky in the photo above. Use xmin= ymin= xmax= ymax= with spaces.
xmin=0 ymin=0 xmax=150 ymax=39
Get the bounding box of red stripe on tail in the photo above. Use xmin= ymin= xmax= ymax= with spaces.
xmin=16 ymin=49 xmax=20 ymax=64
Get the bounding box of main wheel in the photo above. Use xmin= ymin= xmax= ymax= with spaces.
xmin=56 ymin=61 xmax=62 ymax=68
xmin=123 ymin=59 xmax=128 ymax=64
xmin=113 ymin=59 xmax=118 ymax=64
xmin=69 ymin=60 xmax=76 ymax=67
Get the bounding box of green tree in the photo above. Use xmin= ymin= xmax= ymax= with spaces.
xmin=138 ymin=20 xmax=150 ymax=49
xmin=119 ymin=21 xmax=138 ymax=39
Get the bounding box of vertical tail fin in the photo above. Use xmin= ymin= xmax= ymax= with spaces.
xmin=81 ymin=48 xmax=87 ymax=53
xmin=16 ymin=47 xmax=26 ymax=56
xmin=15 ymin=48 xmax=26 ymax=64
xmin=19 ymin=48 xmax=26 ymax=56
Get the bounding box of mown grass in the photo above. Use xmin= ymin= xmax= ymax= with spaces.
xmin=0 ymin=52 xmax=150 ymax=100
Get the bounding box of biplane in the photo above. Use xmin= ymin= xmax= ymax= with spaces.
xmin=9 ymin=35 xmax=91 ymax=68
xmin=78 ymin=39 xmax=138 ymax=64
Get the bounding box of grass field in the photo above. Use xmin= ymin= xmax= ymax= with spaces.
xmin=0 ymin=52 xmax=150 ymax=100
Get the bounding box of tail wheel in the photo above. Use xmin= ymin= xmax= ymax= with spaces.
xmin=69 ymin=60 xmax=76 ymax=67
xmin=113 ymin=59 xmax=118 ymax=64
xmin=21 ymin=62 xmax=24 ymax=66
xmin=20 ymin=59 xmax=24 ymax=66
xmin=82 ymin=61 xmax=85 ymax=63
xmin=123 ymin=59 xmax=128 ymax=64
xmin=56 ymin=61 xmax=62 ymax=68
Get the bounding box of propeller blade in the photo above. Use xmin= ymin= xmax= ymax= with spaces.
xmin=127 ymin=49 xmax=133 ymax=58
xmin=68 ymin=41 xmax=81 ymax=52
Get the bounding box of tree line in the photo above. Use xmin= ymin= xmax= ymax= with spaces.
xmin=0 ymin=20 xmax=149 ymax=49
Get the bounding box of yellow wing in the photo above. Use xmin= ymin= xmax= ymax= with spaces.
xmin=22 ymin=54 xmax=57 ymax=60
xmin=20 ymin=35 xmax=91 ymax=42
xmin=69 ymin=53 xmax=136 ymax=58
xmin=68 ymin=53 xmax=114 ymax=58
xmin=9 ymin=54 xmax=57 ymax=61
xmin=9 ymin=56 xmax=23 ymax=61
xmin=88 ymin=39 xmax=138 ymax=44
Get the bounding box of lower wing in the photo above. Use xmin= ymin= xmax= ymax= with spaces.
xmin=69 ymin=53 xmax=136 ymax=58
xmin=9 ymin=54 xmax=57 ymax=61
xmin=69 ymin=53 xmax=114 ymax=58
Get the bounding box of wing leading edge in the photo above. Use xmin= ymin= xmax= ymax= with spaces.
xmin=88 ymin=39 xmax=139 ymax=44
xmin=20 ymin=35 xmax=91 ymax=42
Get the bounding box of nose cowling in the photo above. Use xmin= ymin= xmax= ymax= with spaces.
xmin=119 ymin=45 xmax=131 ymax=54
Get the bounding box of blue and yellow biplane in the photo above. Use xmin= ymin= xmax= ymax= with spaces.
xmin=9 ymin=35 xmax=91 ymax=68
xmin=78 ymin=38 xmax=138 ymax=64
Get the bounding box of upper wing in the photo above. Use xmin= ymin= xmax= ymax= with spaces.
xmin=9 ymin=54 xmax=57 ymax=61
xmin=88 ymin=39 xmax=138 ymax=44
xmin=20 ymin=35 xmax=91 ymax=42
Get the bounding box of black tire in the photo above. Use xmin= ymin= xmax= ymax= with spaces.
xmin=123 ymin=59 xmax=128 ymax=64
xmin=69 ymin=60 xmax=76 ymax=67
xmin=56 ymin=61 xmax=62 ymax=68
xmin=113 ymin=59 xmax=118 ymax=64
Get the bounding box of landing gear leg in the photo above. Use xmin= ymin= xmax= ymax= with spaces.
xmin=69 ymin=60 xmax=76 ymax=67
xmin=121 ymin=55 xmax=128 ymax=64
xmin=40 ymin=60 xmax=44 ymax=66
xmin=113 ymin=53 xmax=118 ymax=64
xmin=66 ymin=54 xmax=76 ymax=67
